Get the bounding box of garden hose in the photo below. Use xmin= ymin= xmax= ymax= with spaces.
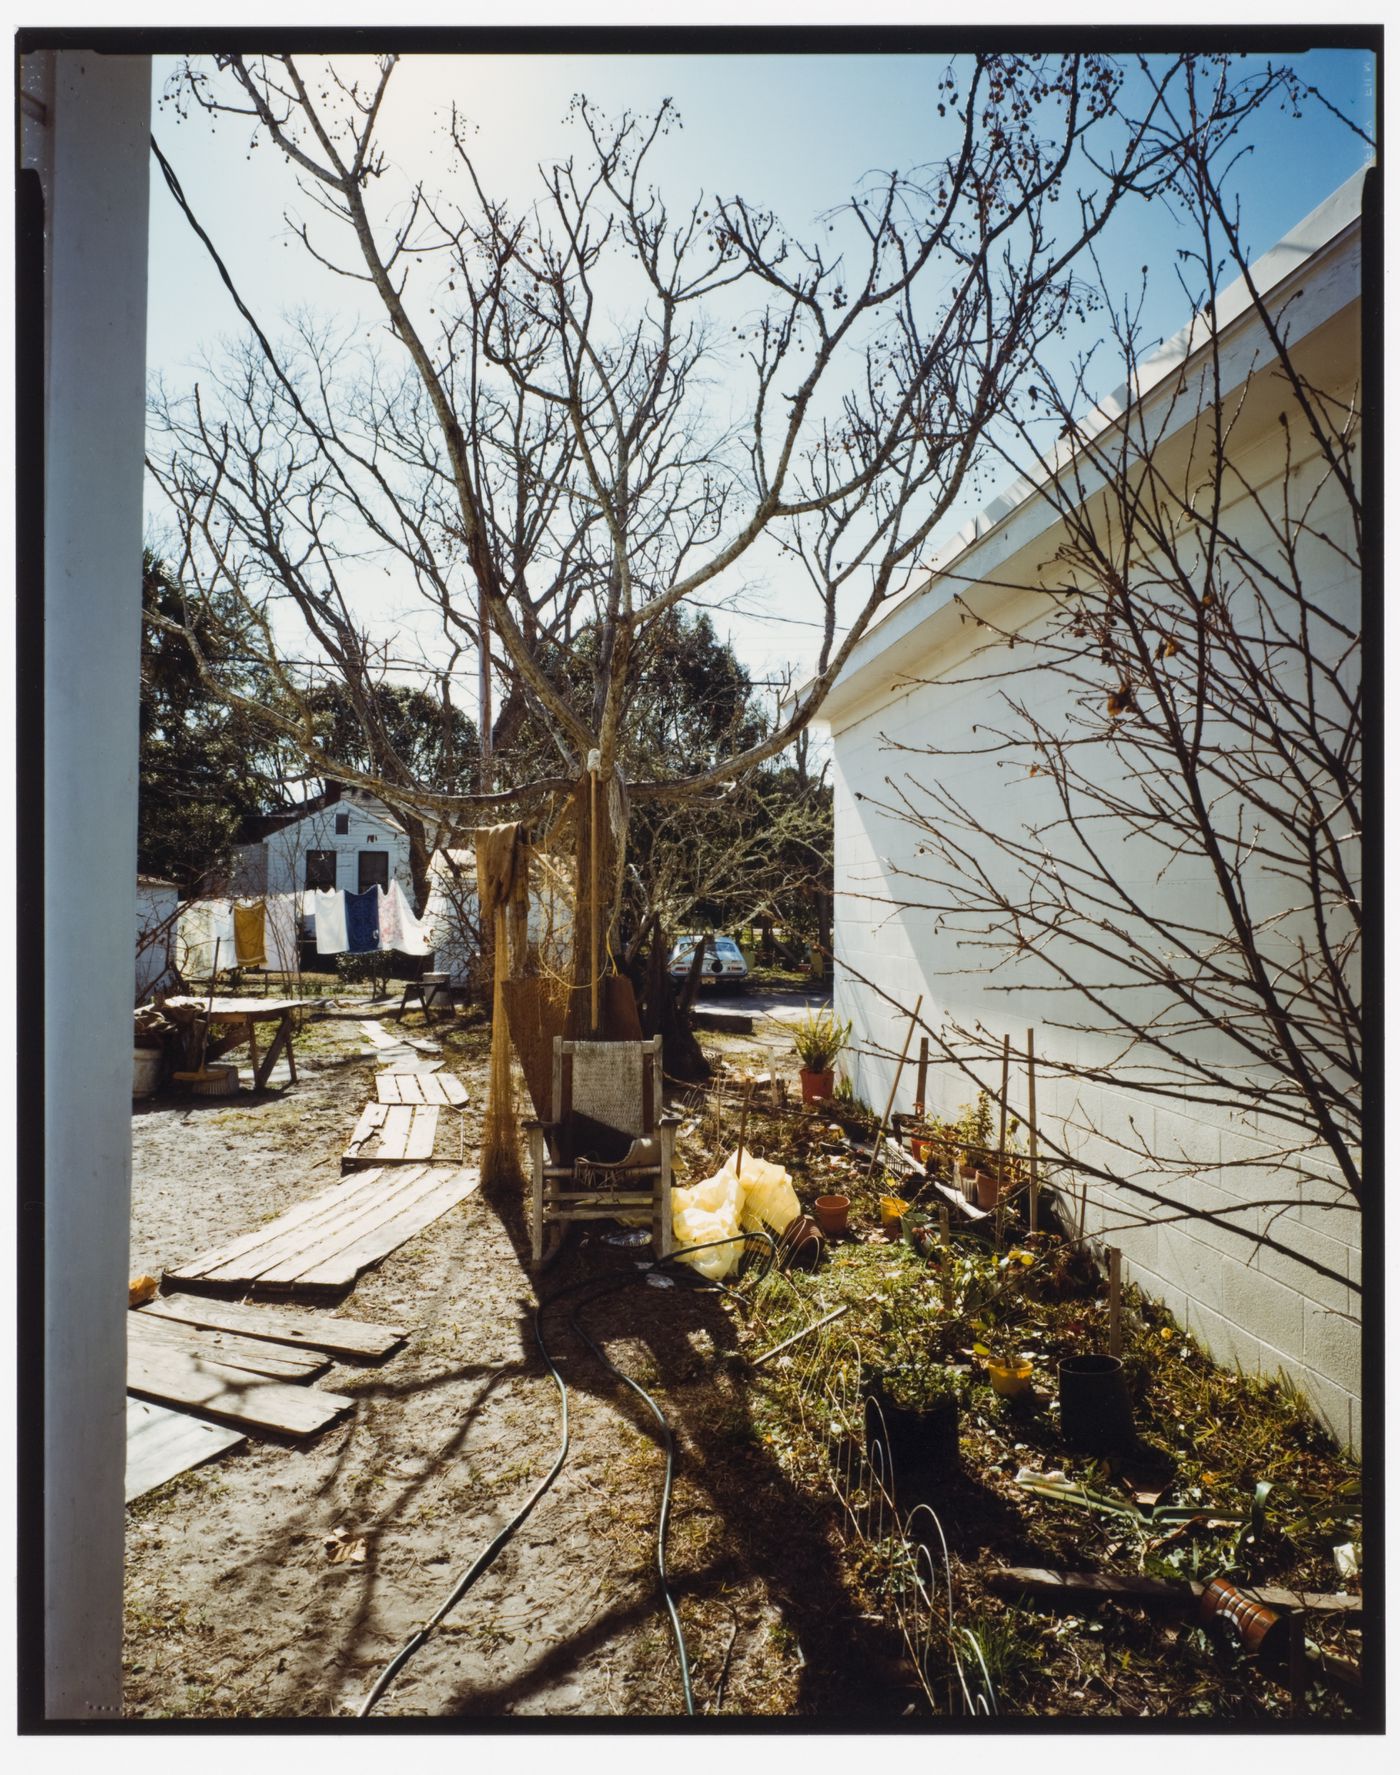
xmin=356 ymin=1231 xmax=770 ymax=1718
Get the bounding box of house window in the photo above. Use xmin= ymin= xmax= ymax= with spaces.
xmin=358 ymin=850 xmax=389 ymax=892
xmin=305 ymin=850 xmax=336 ymax=890
xmin=334 ymin=812 xmax=349 ymax=836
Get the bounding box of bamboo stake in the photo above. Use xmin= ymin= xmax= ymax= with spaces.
xmin=866 ymin=996 xmax=924 ymax=1184
xmin=750 ymin=1304 xmax=849 ymax=1368
xmin=735 ymin=1078 xmax=753 ymax=1182
xmin=914 ymin=1037 xmax=929 ymax=1118
xmin=1026 ymin=1028 xmax=1039 ymax=1236
xmin=938 ymin=1207 xmax=952 ymax=1309
xmin=1108 ymin=1246 xmax=1122 ymax=1357
xmin=995 ymin=1033 xmax=1010 ymax=1251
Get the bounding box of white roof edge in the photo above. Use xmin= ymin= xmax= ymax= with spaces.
xmin=803 ymin=167 xmax=1368 ymax=727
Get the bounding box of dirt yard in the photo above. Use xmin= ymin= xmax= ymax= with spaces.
xmin=124 ymin=1001 xmax=908 ymax=1721
xmin=125 ymin=997 xmax=1365 ymax=1724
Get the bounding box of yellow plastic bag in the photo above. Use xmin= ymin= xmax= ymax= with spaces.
xmin=671 ymin=1150 xmax=800 ymax=1279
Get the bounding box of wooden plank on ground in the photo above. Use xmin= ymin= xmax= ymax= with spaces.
xmin=380 ymin=1056 xmax=444 ymax=1075
xmin=126 ymin=1398 xmax=244 ymax=1503
xmin=360 ymin=1019 xmax=397 ymax=1048
xmin=254 ymin=1165 xmax=457 ymax=1290
xmin=375 ymin=1104 xmax=415 ymax=1161
xmin=394 ymin=1072 xmax=425 ymax=1105
xmin=127 ymin=1343 xmax=353 ymax=1437
xmin=376 ymin=1074 xmax=403 ymax=1105
xmin=197 ymin=1169 xmax=418 ymax=1287
xmin=138 ymin=1296 xmax=407 ymax=1360
xmin=402 ymin=1104 xmax=439 ymax=1160
xmin=165 ymin=1168 xmax=396 ymax=1287
xmin=436 ymin=1072 xmax=468 ymax=1107
xmin=345 ymin=1101 xmax=389 ymax=1163
xmin=416 ymin=1072 xmax=447 ymax=1106
xmin=294 ymin=1168 xmax=481 ymax=1293
xmin=162 ymin=1163 xmax=478 ymax=1299
xmin=128 ymin=1312 xmax=329 ymax=1379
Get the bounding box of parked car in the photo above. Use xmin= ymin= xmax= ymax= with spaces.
xmin=667 ymin=934 xmax=749 ymax=991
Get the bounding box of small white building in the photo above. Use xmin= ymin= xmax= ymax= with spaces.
xmin=815 ymin=176 xmax=1364 ymax=1448
xmin=133 ymin=875 xmax=179 ymax=1002
xmin=231 ymin=784 xmax=414 ymax=901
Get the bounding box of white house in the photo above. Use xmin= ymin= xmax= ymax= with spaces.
xmin=815 ymin=175 xmax=1365 ymax=1449
xmin=231 ymin=783 xmax=415 ymax=901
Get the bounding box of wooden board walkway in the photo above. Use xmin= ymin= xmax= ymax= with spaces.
xmin=138 ymin=1295 xmax=407 ymax=1360
xmin=128 ymin=1309 xmax=331 ymax=1380
xmin=164 ymin=1164 xmax=481 ymax=1299
xmin=376 ymin=1070 xmax=467 ymax=1107
xmin=343 ymin=1101 xmax=440 ymax=1169
xmin=126 ymin=1398 xmax=245 ymax=1503
xmin=127 ymin=1342 xmax=354 ymax=1437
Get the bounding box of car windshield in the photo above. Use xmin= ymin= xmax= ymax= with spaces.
xmin=714 ymin=940 xmax=742 ymax=959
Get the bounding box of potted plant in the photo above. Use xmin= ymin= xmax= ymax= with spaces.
xmin=792 ymin=1005 xmax=851 ymax=1104
xmin=863 ymin=1356 xmax=962 ymax=1489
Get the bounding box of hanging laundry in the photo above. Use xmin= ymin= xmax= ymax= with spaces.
xmin=344 ymin=887 xmax=381 ymax=954
xmin=376 ymin=881 xmax=403 ymax=950
xmin=263 ymin=892 xmax=303 ymax=974
xmin=176 ymin=899 xmax=235 ymax=980
xmin=233 ymin=901 xmax=267 ymax=967
xmin=387 ymin=878 xmax=432 ymax=957
xmin=314 ymin=888 xmax=348 ymax=955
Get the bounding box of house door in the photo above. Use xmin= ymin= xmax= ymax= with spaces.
xmin=358 ymin=850 xmax=389 ymax=892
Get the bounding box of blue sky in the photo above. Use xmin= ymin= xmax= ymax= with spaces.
xmin=145 ymin=46 xmax=1375 ymax=688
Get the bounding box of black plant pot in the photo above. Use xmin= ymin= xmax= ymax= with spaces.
xmin=1058 ymin=1353 xmax=1135 ymax=1452
xmin=862 ymin=1375 xmax=960 ymax=1498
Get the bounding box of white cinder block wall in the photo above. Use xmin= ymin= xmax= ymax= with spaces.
xmin=821 ymin=184 xmax=1363 ymax=1451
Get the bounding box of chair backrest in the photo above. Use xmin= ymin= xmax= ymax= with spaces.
xmin=553 ymin=1037 xmax=661 ymax=1163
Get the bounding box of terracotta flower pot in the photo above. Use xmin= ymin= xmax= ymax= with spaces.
xmin=973 ymin=1169 xmax=1001 ymax=1212
xmin=814 ymin=1193 xmax=850 ymax=1236
xmin=799 ymin=1067 xmax=835 ymax=1104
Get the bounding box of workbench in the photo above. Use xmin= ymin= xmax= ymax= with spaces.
xmin=159 ymin=997 xmax=317 ymax=1091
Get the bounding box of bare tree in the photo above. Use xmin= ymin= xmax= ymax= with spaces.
xmin=148 ymin=51 xmax=1295 ymax=994
xmin=858 ymin=66 xmax=1365 ymax=1245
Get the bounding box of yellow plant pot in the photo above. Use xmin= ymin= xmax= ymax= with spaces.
xmin=879 ymin=1194 xmax=910 ymax=1238
xmin=987 ymin=1357 xmax=1034 ymax=1398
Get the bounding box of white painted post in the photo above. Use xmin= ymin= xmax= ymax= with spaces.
xmin=26 ymin=48 xmax=151 ymax=1720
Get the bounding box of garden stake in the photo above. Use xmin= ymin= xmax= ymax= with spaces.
xmin=749 ymin=1303 xmax=849 ymax=1368
xmin=1108 ymin=1246 xmax=1122 ymax=1356
xmin=1026 ymin=1028 xmax=1039 ymax=1235
xmin=914 ymin=1036 xmax=929 ymax=1118
xmin=994 ymin=1033 xmax=1010 ymax=1251
xmin=938 ymin=1207 xmax=952 ymax=1307
xmin=735 ymin=1078 xmax=753 ymax=1182
xmin=866 ymin=995 xmax=923 ymax=1184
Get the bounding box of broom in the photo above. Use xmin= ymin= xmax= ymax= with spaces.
xmin=172 ymin=938 xmax=237 ymax=1094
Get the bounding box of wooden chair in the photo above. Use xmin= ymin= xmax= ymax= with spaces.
xmin=525 ymin=1036 xmax=677 ymax=1267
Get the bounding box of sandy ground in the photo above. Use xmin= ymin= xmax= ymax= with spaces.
xmin=124 ymin=1001 xmax=904 ymax=1722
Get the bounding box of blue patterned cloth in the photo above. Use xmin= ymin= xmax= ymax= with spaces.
xmin=344 ymin=887 xmax=381 ymax=953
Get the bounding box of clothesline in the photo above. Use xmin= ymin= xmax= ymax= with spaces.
xmin=176 ymin=880 xmax=433 ymax=981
